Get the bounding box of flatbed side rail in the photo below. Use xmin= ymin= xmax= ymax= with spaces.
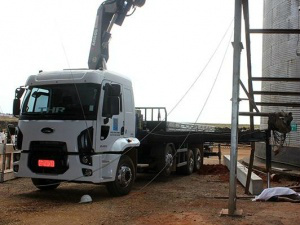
xmin=167 ymin=122 xmax=216 ymax=132
xmin=135 ymin=107 xmax=167 ymax=122
xmin=135 ymin=107 xmax=216 ymax=132
xmin=135 ymin=107 xmax=168 ymax=132
xmin=136 ymin=130 xmax=266 ymax=145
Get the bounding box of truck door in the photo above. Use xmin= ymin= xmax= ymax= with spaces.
xmin=96 ymin=80 xmax=124 ymax=152
xmin=123 ymin=87 xmax=135 ymax=138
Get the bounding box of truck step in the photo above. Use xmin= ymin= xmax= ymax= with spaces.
xmin=177 ymin=162 xmax=187 ymax=167
xmin=137 ymin=164 xmax=149 ymax=168
xmin=176 ymin=148 xmax=188 ymax=153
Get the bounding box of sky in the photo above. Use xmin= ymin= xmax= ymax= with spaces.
xmin=0 ymin=0 xmax=263 ymax=124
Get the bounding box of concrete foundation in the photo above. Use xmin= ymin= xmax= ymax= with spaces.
xmin=224 ymin=155 xmax=263 ymax=195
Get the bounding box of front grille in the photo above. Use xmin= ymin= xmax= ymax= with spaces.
xmin=28 ymin=141 xmax=69 ymax=174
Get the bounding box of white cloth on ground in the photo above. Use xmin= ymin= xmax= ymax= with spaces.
xmin=253 ymin=187 xmax=299 ymax=201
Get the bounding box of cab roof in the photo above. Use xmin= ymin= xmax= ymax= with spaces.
xmin=25 ymin=69 xmax=132 ymax=87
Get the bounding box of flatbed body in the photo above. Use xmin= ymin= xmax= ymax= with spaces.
xmin=135 ymin=107 xmax=265 ymax=145
xmin=135 ymin=107 xmax=266 ymax=172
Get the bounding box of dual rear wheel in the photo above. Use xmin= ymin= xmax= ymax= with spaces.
xmin=178 ymin=148 xmax=203 ymax=175
xmin=193 ymin=148 xmax=203 ymax=172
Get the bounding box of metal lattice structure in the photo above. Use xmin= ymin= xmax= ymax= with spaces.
xmin=257 ymin=0 xmax=300 ymax=162
xmin=227 ymin=0 xmax=300 ymax=216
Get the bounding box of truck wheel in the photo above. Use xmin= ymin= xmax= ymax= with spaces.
xmin=181 ymin=149 xmax=194 ymax=175
xmin=193 ymin=148 xmax=203 ymax=172
xmin=159 ymin=144 xmax=174 ymax=177
xmin=106 ymin=155 xmax=135 ymax=197
xmin=31 ymin=178 xmax=60 ymax=191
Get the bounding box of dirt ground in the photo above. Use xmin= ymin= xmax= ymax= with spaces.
xmin=1 ymin=146 xmax=300 ymax=225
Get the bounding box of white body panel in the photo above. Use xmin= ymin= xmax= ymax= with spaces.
xmin=14 ymin=70 xmax=139 ymax=183
xmin=123 ymin=87 xmax=136 ymax=137
xmin=18 ymin=120 xmax=95 ymax=153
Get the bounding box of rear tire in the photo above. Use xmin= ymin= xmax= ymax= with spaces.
xmin=31 ymin=178 xmax=60 ymax=191
xmin=106 ymin=155 xmax=135 ymax=197
xmin=159 ymin=144 xmax=174 ymax=177
xmin=180 ymin=149 xmax=194 ymax=175
xmin=193 ymin=148 xmax=203 ymax=172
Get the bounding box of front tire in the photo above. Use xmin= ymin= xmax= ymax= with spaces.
xmin=106 ymin=155 xmax=135 ymax=197
xmin=31 ymin=178 xmax=60 ymax=191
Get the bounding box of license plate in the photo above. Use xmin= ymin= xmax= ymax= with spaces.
xmin=38 ymin=159 xmax=55 ymax=168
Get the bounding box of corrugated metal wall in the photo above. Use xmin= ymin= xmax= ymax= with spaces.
xmin=261 ymin=0 xmax=300 ymax=147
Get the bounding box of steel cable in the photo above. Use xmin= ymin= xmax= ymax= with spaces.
xmin=138 ymin=29 xmax=234 ymax=192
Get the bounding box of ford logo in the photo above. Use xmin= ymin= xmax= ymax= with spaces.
xmin=41 ymin=127 xmax=54 ymax=134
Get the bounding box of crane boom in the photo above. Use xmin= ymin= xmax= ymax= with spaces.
xmin=88 ymin=0 xmax=145 ymax=70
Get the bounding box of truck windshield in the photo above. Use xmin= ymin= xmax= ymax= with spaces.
xmin=21 ymin=83 xmax=100 ymax=120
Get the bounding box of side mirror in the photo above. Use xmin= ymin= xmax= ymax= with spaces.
xmin=109 ymin=96 xmax=120 ymax=116
xmin=111 ymin=84 xmax=121 ymax=97
xmin=13 ymin=87 xmax=25 ymax=117
xmin=13 ymin=99 xmax=21 ymax=117
xmin=102 ymin=83 xmax=121 ymax=118
xmin=104 ymin=83 xmax=121 ymax=97
xmin=15 ymin=87 xmax=25 ymax=99
xmin=102 ymin=96 xmax=120 ymax=118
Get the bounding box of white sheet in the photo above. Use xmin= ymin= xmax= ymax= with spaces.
xmin=253 ymin=187 xmax=299 ymax=201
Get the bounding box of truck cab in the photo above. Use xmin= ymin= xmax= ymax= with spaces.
xmin=13 ymin=69 xmax=140 ymax=196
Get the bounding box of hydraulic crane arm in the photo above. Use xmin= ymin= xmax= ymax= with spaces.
xmin=88 ymin=0 xmax=145 ymax=70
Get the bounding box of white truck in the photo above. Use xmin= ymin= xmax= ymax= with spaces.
xmin=13 ymin=69 xmax=144 ymax=196
xmin=12 ymin=0 xmax=253 ymax=196
xmin=13 ymin=66 xmax=210 ymax=196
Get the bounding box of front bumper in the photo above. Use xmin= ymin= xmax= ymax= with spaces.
xmin=14 ymin=152 xmax=120 ymax=183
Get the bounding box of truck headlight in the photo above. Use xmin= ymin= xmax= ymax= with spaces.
xmin=77 ymin=127 xmax=94 ymax=166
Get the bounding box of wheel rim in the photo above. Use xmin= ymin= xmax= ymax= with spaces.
xmin=165 ymin=153 xmax=173 ymax=168
xmin=189 ymin=155 xmax=194 ymax=172
xmin=117 ymin=166 xmax=132 ymax=188
xmin=196 ymin=153 xmax=201 ymax=168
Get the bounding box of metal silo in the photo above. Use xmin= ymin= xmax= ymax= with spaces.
xmin=256 ymin=0 xmax=300 ymax=167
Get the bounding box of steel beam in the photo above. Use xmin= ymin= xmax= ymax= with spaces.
xmin=252 ymin=77 xmax=300 ymax=82
xmin=242 ymin=0 xmax=258 ymax=195
xmin=256 ymin=102 xmax=300 ymax=107
xmin=266 ymin=130 xmax=272 ymax=188
xmin=239 ymin=112 xmax=271 ymax=117
xmin=239 ymin=80 xmax=259 ymax=112
xmin=253 ymin=91 xmax=300 ymax=96
xmin=250 ymin=29 xmax=300 ymax=34
xmin=228 ymin=0 xmax=242 ymax=216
